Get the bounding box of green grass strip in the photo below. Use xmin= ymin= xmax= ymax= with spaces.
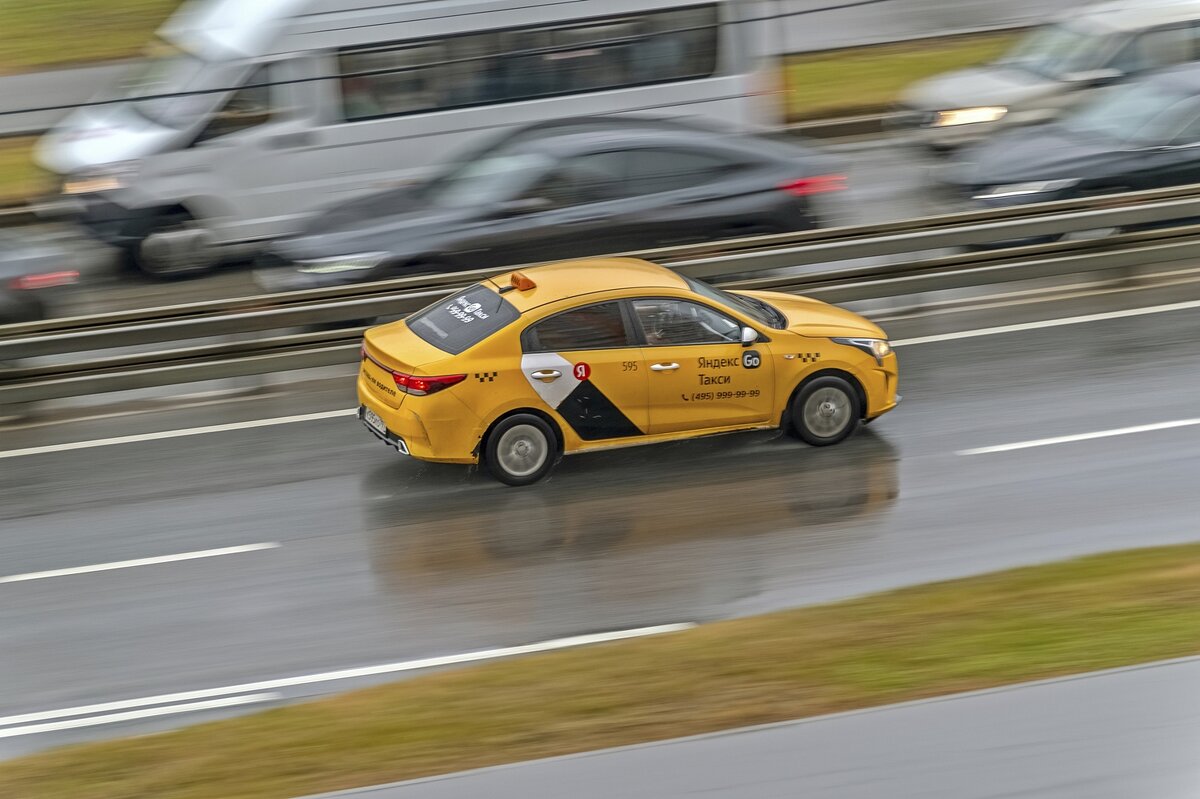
xmin=0 ymin=0 xmax=180 ymax=74
xmin=0 ymin=138 xmax=49 ymax=206
xmin=786 ymin=32 xmax=1017 ymax=120
xmin=0 ymin=543 xmax=1197 ymax=799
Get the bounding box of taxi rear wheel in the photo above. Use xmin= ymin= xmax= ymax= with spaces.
xmin=485 ymin=414 xmax=557 ymax=486
xmin=791 ymin=376 xmax=861 ymax=446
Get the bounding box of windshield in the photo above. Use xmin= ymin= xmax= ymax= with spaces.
xmin=997 ymin=23 xmax=1110 ymax=80
xmin=683 ymin=275 xmax=786 ymax=330
xmin=119 ymin=40 xmax=219 ymax=128
xmin=1063 ymin=83 xmax=1198 ymax=144
xmin=422 ymin=152 xmax=552 ymax=209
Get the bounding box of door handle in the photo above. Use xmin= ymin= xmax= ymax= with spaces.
xmin=530 ymin=370 xmax=562 ymax=381
xmin=650 ymin=363 xmax=680 ymax=372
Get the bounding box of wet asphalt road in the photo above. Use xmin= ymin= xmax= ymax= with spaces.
xmin=2 ymin=279 xmax=1200 ymax=756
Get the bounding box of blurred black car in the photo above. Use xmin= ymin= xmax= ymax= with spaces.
xmin=255 ymin=117 xmax=844 ymax=290
xmin=943 ymin=64 xmax=1200 ymax=210
xmin=0 ymin=230 xmax=80 ymax=325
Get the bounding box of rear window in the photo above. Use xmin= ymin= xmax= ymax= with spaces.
xmin=406 ymin=284 xmax=520 ymax=354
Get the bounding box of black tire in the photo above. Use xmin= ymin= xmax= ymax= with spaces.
xmin=789 ymin=376 xmax=861 ymax=447
xmin=484 ymin=414 xmax=558 ymax=487
xmin=126 ymin=212 xmax=219 ymax=279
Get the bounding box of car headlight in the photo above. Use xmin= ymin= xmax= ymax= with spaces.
xmin=832 ymin=337 xmax=892 ymax=365
xmin=974 ymin=179 xmax=1079 ymax=200
xmin=297 ymin=252 xmax=390 ymax=275
xmin=932 ymin=107 xmax=1008 ymax=127
xmin=62 ymin=161 xmax=141 ymax=195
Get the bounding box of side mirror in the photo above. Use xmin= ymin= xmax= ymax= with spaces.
xmin=741 ymin=327 xmax=758 ymax=347
xmin=494 ymin=197 xmax=553 ymax=217
xmin=1064 ymin=68 xmax=1123 ymax=87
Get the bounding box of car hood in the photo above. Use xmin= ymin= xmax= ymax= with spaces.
xmin=276 ymin=189 xmax=474 ymax=260
xmin=738 ymin=291 xmax=886 ymax=339
xmin=901 ymin=65 xmax=1061 ymax=112
xmin=948 ymin=124 xmax=1133 ymax=187
xmin=35 ymin=106 xmax=179 ymax=175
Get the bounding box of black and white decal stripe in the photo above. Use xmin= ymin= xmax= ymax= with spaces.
xmin=521 ymin=354 xmax=643 ymax=441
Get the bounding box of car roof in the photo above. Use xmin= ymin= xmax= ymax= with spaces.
xmin=487 ymin=116 xmax=812 ymax=161
xmin=1060 ymin=0 xmax=1200 ymax=33
xmin=486 ymin=258 xmax=689 ymax=312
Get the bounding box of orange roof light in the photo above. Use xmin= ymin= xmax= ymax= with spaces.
xmin=510 ymin=272 xmax=537 ymax=291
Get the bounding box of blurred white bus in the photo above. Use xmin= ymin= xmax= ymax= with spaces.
xmin=37 ymin=0 xmax=783 ymax=275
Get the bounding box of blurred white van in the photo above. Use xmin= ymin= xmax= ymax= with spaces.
xmin=37 ymin=0 xmax=783 ymax=276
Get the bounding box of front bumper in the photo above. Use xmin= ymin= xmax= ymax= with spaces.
xmin=63 ymin=193 xmax=160 ymax=246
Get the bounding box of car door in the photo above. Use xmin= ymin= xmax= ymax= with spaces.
xmin=620 ymin=148 xmax=755 ymax=247
xmin=520 ymin=301 xmax=649 ymax=442
xmin=1131 ymin=102 xmax=1200 ymax=193
xmin=629 ymin=298 xmax=774 ymax=434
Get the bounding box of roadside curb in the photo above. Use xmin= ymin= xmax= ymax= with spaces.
xmin=297 ymin=653 xmax=1200 ymax=797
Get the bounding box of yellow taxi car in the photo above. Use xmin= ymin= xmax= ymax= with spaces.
xmin=358 ymin=258 xmax=899 ymax=485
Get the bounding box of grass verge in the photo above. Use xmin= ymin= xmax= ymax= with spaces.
xmin=0 ymin=0 xmax=180 ymax=74
xmin=0 ymin=138 xmax=49 ymax=206
xmin=786 ymin=31 xmax=1017 ymax=120
xmin=0 ymin=544 xmax=1197 ymax=799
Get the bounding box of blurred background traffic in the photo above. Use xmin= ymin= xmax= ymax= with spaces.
xmin=6 ymin=0 xmax=1200 ymax=324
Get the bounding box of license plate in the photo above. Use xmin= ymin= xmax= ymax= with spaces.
xmin=363 ymin=407 xmax=387 ymax=435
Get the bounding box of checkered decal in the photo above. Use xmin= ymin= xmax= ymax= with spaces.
xmin=797 ymin=353 xmax=822 ymax=364
xmin=475 ymin=371 xmax=498 ymax=383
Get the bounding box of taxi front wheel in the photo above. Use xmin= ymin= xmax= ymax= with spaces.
xmin=790 ymin=376 xmax=861 ymax=446
xmin=485 ymin=414 xmax=558 ymax=486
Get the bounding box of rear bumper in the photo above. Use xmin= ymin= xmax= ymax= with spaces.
xmin=357 ymin=373 xmax=483 ymax=464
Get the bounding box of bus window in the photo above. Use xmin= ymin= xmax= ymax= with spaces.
xmin=335 ymin=4 xmax=720 ymax=122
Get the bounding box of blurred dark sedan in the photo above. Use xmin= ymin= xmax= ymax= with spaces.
xmin=255 ymin=117 xmax=844 ymax=290
xmin=942 ymin=64 xmax=1200 ymax=211
xmin=0 ymin=230 xmax=80 ymax=325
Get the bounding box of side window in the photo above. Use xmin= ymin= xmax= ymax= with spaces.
xmin=196 ymin=68 xmax=274 ymax=143
xmin=631 ymin=299 xmax=741 ymax=346
xmin=334 ymin=4 xmax=719 ymax=121
xmin=524 ymin=302 xmax=632 ymax=351
xmin=525 ymin=153 xmax=627 ymax=207
xmin=1168 ymin=107 xmax=1200 ymax=145
xmin=1110 ymin=27 xmax=1195 ymax=74
xmin=340 ymin=44 xmax=441 ymax=121
xmin=625 ymin=149 xmax=738 ymax=195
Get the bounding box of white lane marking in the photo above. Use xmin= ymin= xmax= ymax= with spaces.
xmin=0 ymin=694 xmax=279 ymax=739
xmin=0 ymin=624 xmax=694 ymax=730
xmin=892 ymin=297 xmax=1200 ymax=347
xmin=2 ymin=297 xmax=1197 ymax=462
xmin=0 ymin=543 xmax=281 ymax=585
xmin=959 ymin=418 xmax=1200 ymax=456
xmin=0 ymin=408 xmax=356 ymax=460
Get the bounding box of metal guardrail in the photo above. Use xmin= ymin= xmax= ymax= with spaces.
xmin=3 ymin=183 xmax=1200 ymax=404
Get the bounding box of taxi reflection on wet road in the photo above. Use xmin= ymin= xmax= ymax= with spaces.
xmin=361 ymin=432 xmax=898 ymax=629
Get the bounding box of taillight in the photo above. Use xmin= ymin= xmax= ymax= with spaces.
xmin=780 ymin=175 xmax=848 ymax=196
xmin=8 ymin=271 xmax=80 ymax=291
xmin=391 ymin=372 xmax=466 ymax=396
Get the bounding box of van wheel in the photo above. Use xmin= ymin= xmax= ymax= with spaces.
xmin=485 ymin=414 xmax=557 ymax=486
xmin=790 ymin=376 xmax=861 ymax=446
xmin=130 ymin=213 xmax=220 ymax=279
